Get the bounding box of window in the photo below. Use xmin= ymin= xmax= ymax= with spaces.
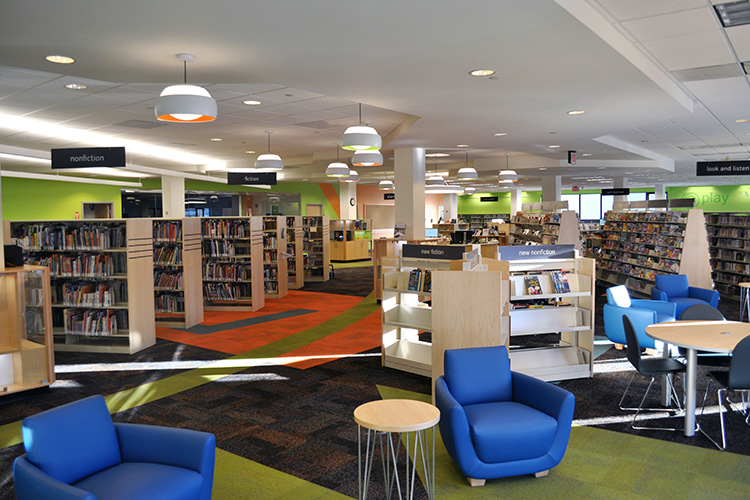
xmin=579 ymin=194 xmax=601 ymax=220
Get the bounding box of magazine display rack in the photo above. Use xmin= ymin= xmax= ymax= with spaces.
xmin=509 ymin=211 xmax=581 ymax=251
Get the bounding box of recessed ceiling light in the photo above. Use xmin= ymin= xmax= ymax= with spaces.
xmin=714 ymin=1 xmax=750 ymax=27
xmin=549 ymin=145 xmax=560 ymax=148
xmin=425 ymin=153 xmax=450 ymax=158
xmin=245 ymin=150 xmax=256 ymax=154
xmin=210 ymin=138 xmax=222 ymax=142
xmin=243 ymin=99 xmax=261 ymax=106
xmin=539 ymin=167 xmax=547 ymax=171
xmin=736 ymin=118 xmax=750 ymax=123
xmin=567 ymin=110 xmax=586 ymax=115
xmin=581 ymin=153 xmax=592 ymax=157
xmin=469 ymin=69 xmax=495 ymax=77
xmin=64 ymin=83 xmax=87 ymax=90
xmin=493 ymin=132 xmax=507 ymax=136
xmin=45 ymin=54 xmax=75 ymax=64
xmin=457 ymin=144 xmax=469 ymax=148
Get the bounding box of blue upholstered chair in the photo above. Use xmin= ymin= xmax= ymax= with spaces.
xmin=651 ymin=274 xmax=719 ymax=317
xmin=603 ymin=285 xmax=676 ymax=350
xmin=435 ymin=346 xmax=575 ymax=486
xmin=13 ymin=395 xmax=215 ymax=500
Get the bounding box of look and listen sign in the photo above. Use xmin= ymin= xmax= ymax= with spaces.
xmin=697 ymin=161 xmax=750 ymax=176
xmin=51 ymin=147 xmax=126 ymax=169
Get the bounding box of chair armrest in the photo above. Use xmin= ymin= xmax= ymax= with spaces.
xmin=435 ymin=377 xmax=478 ymax=474
xmin=115 ymin=423 xmax=215 ymax=475
xmin=631 ymin=299 xmax=677 ymax=317
xmin=13 ymin=456 xmax=96 ymax=500
xmin=511 ymin=372 xmax=575 ymax=420
xmin=651 ymin=286 xmax=667 ymax=301
xmin=688 ymin=287 xmax=719 ymax=307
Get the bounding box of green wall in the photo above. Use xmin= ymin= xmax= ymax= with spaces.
xmin=458 ymin=191 xmax=542 ymax=215
xmin=667 ymin=185 xmax=750 ymax=212
xmin=2 ymin=177 xmax=123 ymax=220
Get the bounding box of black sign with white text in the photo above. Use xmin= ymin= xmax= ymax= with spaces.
xmin=480 ymin=196 xmax=499 ymax=202
xmin=51 ymin=147 xmax=126 ymax=169
xmin=227 ymin=172 xmax=278 ymax=185
xmin=384 ymin=193 xmax=395 ymax=200
xmin=696 ymin=161 xmax=750 ymax=176
xmin=402 ymin=244 xmax=466 ymax=261
xmin=601 ymin=188 xmax=630 ymax=196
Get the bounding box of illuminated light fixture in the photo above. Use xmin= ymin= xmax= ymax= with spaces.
xmin=243 ymin=99 xmax=261 ymax=106
xmin=457 ymin=151 xmax=478 ymax=180
xmin=425 ymin=152 xmax=450 ymax=158
xmin=378 ymin=179 xmax=394 ymax=190
xmin=498 ymin=170 xmax=518 ymax=182
xmin=254 ymin=130 xmax=283 ymax=171
xmin=351 ymin=149 xmax=383 ymax=167
xmin=567 ymin=110 xmax=586 ymax=115
xmin=210 ymin=137 xmax=222 ymax=142
xmin=426 ymin=183 xmax=463 ymax=194
xmin=45 ymin=54 xmax=75 ymax=64
xmin=155 ymin=53 xmax=217 ymax=123
xmin=64 ymin=83 xmax=87 ymax=90
xmin=245 ymin=150 xmax=255 ymax=154
xmin=549 ymin=145 xmax=561 ymax=148
xmin=457 ymin=144 xmax=469 ymax=148
xmin=493 ymin=132 xmax=507 ymax=136
xmin=714 ymin=0 xmax=750 ymax=27
xmin=464 ymin=187 xmax=476 ymax=194
xmin=342 ymin=170 xmax=359 ymax=182
xmin=342 ymin=103 xmax=381 ymax=151
xmin=426 ymin=175 xmax=446 ymax=186
xmin=469 ymin=69 xmax=495 ymax=77
xmin=326 ymin=145 xmax=350 ymax=177
xmin=736 ymin=118 xmax=750 ymax=123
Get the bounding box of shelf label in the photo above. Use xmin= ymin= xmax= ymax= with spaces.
xmin=227 ymin=172 xmax=277 ymax=185
xmin=696 ymin=160 xmax=750 ymax=176
xmin=402 ymin=244 xmax=465 ymax=260
xmin=500 ymin=244 xmax=575 ymax=261
xmin=52 ymin=147 xmax=126 ymax=169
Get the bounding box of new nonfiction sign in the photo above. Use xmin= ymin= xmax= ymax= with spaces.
xmin=51 ymin=147 xmax=126 ymax=169
xmin=499 ymin=244 xmax=576 ymax=261
xmin=402 ymin=244 xmax=466 ymax=261
xmin=696 ymin=160 xmax=750 ymax=176
xmin=227 ymin=172 xmax=277 ymax=185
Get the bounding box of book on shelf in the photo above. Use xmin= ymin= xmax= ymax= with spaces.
xmin=550 ymin=270 xmax=571 ymax=293
xmin=525 ymin=275 xmax=542 ymax=295
xmin=407 ymin=269 xmax=421 ymax=291
xmin=422 ymin=270 xmax=431 ymax=293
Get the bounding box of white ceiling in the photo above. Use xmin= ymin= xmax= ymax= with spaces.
xmin=0 ymin=0 xmax=749 ymax=191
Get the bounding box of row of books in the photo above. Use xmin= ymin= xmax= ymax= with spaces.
xmin=58 ymin=282 xmax=119 ymax=307
xmin=711 ymin=238 xmax=750 ymax=250
xmin=710 ymin=227 xmax=749 ymax=239
xmin=602 ymin=240 xmax=682 ymax=259
xmin=62 ymin=308 xmax=123 ymax=336
xmin=606 ymin=211 xmax=683 ymax=223
xmin=155 ymin=294 xmax=184 ymax=313
xmin=264 ymin=267 xmax=278 ymax=280
xmin=15 ymin=223 xmax=127 ymax=251
xmin=25 ymin=309 xmax=46 ymax=336
xmin=31 ymin=253 xmax=126 ymax=278
xmin=202 ymin=263 xmax=251 ymax=282
xmin=407 ymin=269 xmax=432 ymax=293
xmin=154 ymin=246 xmax=182 ymax=266
xmin=715 ymin=261 xmax=750 ymax=274
xmin=603 ymin=221 xmax=683 ymax=236
xmin=25 ymin=287 xmax=45 ymax=307
xmin=203 ymin=282 xmax=252 ymax=302
xmin=202 ymin=240 xmax=252 ymax=258
xmin=599 ymin=260 xmax=657 ymax=281
xmin=601 ymin=253 xmax=680 ymax=273
xmin=153 ymin=221 xmax=182 ymax=242
xmin=263 ymin=249 xmax=278 ymax=264
xmin=603 ymin=233 xmax=683 ymax=248
xmin=262 ymin=218 xmax=279 ymax=230
xmin=201 ymin=219 xmax=252 ymax=239
xmin=264 ymin=282 xmax=279 ymax=294
xmin=263 ymin=236 xmax=278 ymax=248
xmin=154 ymin=271 xmax=183 ymax=290
xmin=713 ymin=272 xmax=747 ymax=286
xmin=710 ymin=249 xmax=749 ymax=262
xmin=706 ymin=214 xmax=750 ymax=226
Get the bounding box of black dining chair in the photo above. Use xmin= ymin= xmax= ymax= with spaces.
xmin=620 ymin=316 xmax=686 ymax=430
xmin=699 ymin=335 xmax=750 ymax=450
xmin=678 ymin=304 xmax=730 ymax=367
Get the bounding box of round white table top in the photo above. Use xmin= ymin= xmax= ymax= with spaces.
xmin=354 ymin=399 xmax=440 ymax=433
xmin=646 ymin=320 xmax=750 ymax=353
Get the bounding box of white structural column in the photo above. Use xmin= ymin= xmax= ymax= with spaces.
xmin=394 ymin=148 xmax=426 ymax=240
xmin=162 ymin=175 xmax=185 ymax=218
xmin=510 ymin=188 xmax=523 ymax=216
xmin=542 ymin=175 xmax=561 ymax=203
xmin=614 ymin=177 xmax=629 ymax=205
xmin=339 ymin=181 xmax=357 ymax=219
xmin=443 ymin=194 xmax=458 ymax=222
xmin=654 ymin=184 xmax=666 ymax=199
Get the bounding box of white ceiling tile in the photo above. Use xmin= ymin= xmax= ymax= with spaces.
xmin=641 ymin=30 xmax=736 ymax=70
xmin=620 ymin=8 xmax=717 ymax=41
xmin=593 ymin=0 xmax=707 ymax=21
xmin=254 ymin=87 xmax=324 ymax=103
xmin=725 ymin=25 xmax=750 ymax=61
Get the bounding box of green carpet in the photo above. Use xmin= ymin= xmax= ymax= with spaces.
xmin=376 ymin=386 xmax=750 ymax=500
xmin=330 ymin=260 xmax=373 ymax=269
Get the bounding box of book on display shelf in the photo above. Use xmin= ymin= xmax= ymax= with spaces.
xmin=525 ymin=275 xmax=542 ymax=295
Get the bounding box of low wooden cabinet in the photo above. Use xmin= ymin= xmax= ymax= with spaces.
xmin=0 ymin=266 xmax=55 ymax=396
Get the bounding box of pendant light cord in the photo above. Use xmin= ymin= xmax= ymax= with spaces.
xmin=183 ymin=60 xmax=187 ymax=84
xmin=359 ymin=103 xmax=362 ymax=125
xmin=268 ymin=132 xmax=271 ymax=153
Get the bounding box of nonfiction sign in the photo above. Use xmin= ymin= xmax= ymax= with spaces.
xmin=696 ymin=160 xmax=750 ymax=176
xmin=499 ymin=244 xmax=576 ymax=261
xmin=51 ymin=147 xmax=126 ymax=169
xmin=402 ymin=244 xmax=466 ymax=261
xmin=227 ymin=172 xmax=277 ymax=185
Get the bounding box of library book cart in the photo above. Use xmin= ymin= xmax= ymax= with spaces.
xmin=7 ymin=219 xmax=155 ymax=354
xmin=0 ymin=266 xmax=55 ymax=396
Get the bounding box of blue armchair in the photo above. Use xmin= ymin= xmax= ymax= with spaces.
xmin=435 ymin=346 xmax=575 ymax=486
xmin=13 ymin=395 xmax=215 ymax=500
xmin=603 ymin=285 xmax=676 ymax=350
xmin=651 ymin=274 xmax=719 ymax=317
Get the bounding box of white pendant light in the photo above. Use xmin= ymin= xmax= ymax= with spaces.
xmin=464 ymin=187 xmax=476 ymax=194
xmin=426 ymin=175 xmax=446 ymax=186
xmin=155 ymin=54 xmax=217 ymax=123
xmin=457 ymin=151 xmax=478 ymax=180
xmin=342 ymin=169 xmax=359 ymax=182
xmin=426 ymin=183 xmax=463 ymax=194
xmin=254 ymin=130 xmax=283 ymax=171
xmin=351 ymin=149 xmax=383 ymax=167
xmin=326 ymin=146 xmax=350 ymax=177
xmin=342 ymin=104 xmax=382 ymax=151
xmin=498 ymin=170 xmax=518 ymax=182
xmin=378 ymin=179 xmax=394 ymax=190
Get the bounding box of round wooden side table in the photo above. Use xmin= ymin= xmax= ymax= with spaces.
xmin=740 ymin=282 xmax=750 ymax=323
xmin=354 ymin=399 xmax=440 ymax=500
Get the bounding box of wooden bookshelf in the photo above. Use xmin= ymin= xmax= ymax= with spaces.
xmin=285 ymin=216 xmax=304 ymax=290
xmin=7 ymin=218 xmax=155 ymax=354
xmin=262 ymin=216 xmax=288 ymax=299
xmin=201 ymin=216 xmax=264 ymax=311
xmin=330 ymin=219 xmax=372 ymax=261
xmin=302 ymin=216 xmax=330 ymax=282
xmin=0 ymin=266 xmax=55 ymax=396
xmin=705 ymin=212 xmax=750 ymax=300
xmin=510 ymin=210 xmax=581 ymax=252
xmin=153 ymin=218 xmax=203 ymax=328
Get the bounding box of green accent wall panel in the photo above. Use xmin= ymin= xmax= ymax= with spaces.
xmin=668 ymin=185 xmax=750 ymax=212
xmin=458 ymin=190 xmax=541 ymax=215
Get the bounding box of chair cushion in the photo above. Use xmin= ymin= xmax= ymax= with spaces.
xmin=607 ymin=285 xmax=631 ymax=308
xmin=670 ymin=297 xmax=708 ymax=317
xmin=75 ymin=462 xmax=204 ymax=500
xmin=22 ymin=395 xmax=121 ymax=484
xmin=444 ymin=346 xmax=512 ymax=406
xmin=464 ymin=401 xmax=558 ymax=464
xmin=638 ymin=357 xmax=686 ymax=377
